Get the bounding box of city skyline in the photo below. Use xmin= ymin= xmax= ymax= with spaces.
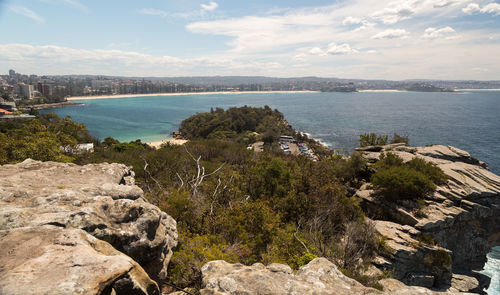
xmin=1 ymin=0 xmax=500 ymax=80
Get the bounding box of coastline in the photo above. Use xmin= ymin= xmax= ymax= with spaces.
xmin=146 ymin=138 xmax=188 ymax=148
xmin=67 ymin=90 xmax=319 ymax=101
xmin=358 ymin=89 xmax=408 ymax=93
xmin=455 ymin=88 xmax=500 ymax=91
xmin=19 ymin=101 xmax=83 ymax=110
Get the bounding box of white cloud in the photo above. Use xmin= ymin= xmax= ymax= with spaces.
xmin=353 ymin=20 xmax=375 ymax=32
xmin=327 ymin=43 xmax=358 ymax=55
xmin=201 ymin=2 xmax=218 ymax=12
xmin=140 ymin=3 xmax=219 ymax=20
xmin=293 ymin=53 xmax=307 ymax=61
xmin=0 ymin=44 xmax=284 ymax=76
xmin=309 ymin=47 xmax=325 ymax=56
xmin=371 ymin=2 xmax=416 ymax=24
xmin=463 ymin=2 xmax=500 ymax=15
xmin=342 ymin=16 xmax=362 ymax=25
xmin=421 ymin=26 xmax=457 ymax=39
xmin=9 ymin=6 xmax=45 ymax=23
xmin=434 ymin=0 xmax=455 ymax=8
xmin=372 ymin=29 xmax=410 ymax=39
xmin=480 ymin=3 xmax=500 ymax=15
xmin=308 ymin=43 xmax=358 ymax=56
xmin=462 ymin=3 xmax=481 ymax=14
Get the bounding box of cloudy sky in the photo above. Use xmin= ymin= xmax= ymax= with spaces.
xmin=1 ymin=0 xmax=499 ymax=79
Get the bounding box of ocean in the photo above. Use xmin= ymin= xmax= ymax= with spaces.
xmin=43 ymin=90 xmax=500 ymax=293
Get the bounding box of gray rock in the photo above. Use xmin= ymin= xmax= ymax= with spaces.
xmin=0 ymin=160 xmax=178 ymax=290
xmin=0 ymin=226 xmax=159 ymax=295
xmin=200 ymin=258 xmax=464 ymax=295
xmin=357 ymin=145 xmax=500 ymax=290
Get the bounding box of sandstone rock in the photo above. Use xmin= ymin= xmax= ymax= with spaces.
xmin=200 ymin=258 xmax=382 ymax=295
xmin=0 ymin=226 xmax=159 ymax=295
xmin=357 ymin=144 xmax=500 ymax=290
xmin=0 ymin=160 xmax=178 ymax=291
xmin=200 ymin=258 xmax=465 ymax=295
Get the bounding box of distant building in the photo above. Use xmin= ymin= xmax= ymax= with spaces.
xmin=20 ymin=84 xmax=34 ymax=99
xmin=9 ymin=69 xmax=15 ymax=77
xmin=91 ymin=80 xmax=112 ymax=89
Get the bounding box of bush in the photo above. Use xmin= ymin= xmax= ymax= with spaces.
xmin=371 ymin=166 xmax=436 ymax=200
xmin=359 ymin=133 xmax=388 ymax=147
xmin=371 ymin=153 xmax=447 ymax=201
xmin=375 ymin=152 xmax=404 ymax=169
xmin=168 ymin=233 xmax=239 ymax=289
xmin=406 ymin=157 xmax=448 ymax=185
xmin=390 ymin=133 xmax=409 ymax=144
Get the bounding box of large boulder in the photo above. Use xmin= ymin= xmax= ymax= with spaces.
xmin=0 ymin=226 xmax=159 ymax=295
xmin=199 ymin=258 xmax=464 ymax=295
xmin=0 ymin=159 xmax=178 ymax=294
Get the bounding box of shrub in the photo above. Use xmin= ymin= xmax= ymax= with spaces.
xmin=168 ymin=233 xmax=239 ymax=289
xmin=359 ymin=133 xmax=388 ymax=147
xmin=371 ymin=166 xmax=436 ymax=200
xmin=376 ymin=152 xmax=404 ymax=169
xmin=406 ymin=157 xmax=448 ymax=185
xmin=371 ymin=153 xmax=447 ymax=201
xmin=390 ymin=133 xmax=409 ymax=144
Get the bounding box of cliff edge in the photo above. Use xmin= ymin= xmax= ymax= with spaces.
xmin=356 ymin=144 xmax=500 ymax=292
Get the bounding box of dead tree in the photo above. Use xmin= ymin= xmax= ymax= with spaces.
xmin=182 ymin=146 xmax=225 ymax=198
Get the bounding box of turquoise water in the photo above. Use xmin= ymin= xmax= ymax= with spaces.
xmin=42 ymin=91 xmax=500 ymax=174
xmin=43 ymin=90 xmax=500 ymax=293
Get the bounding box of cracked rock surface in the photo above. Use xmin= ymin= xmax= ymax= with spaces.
xmin=0 ymin=159 xmax=178 ymax=295
xmin=199 ymin=258 xmax=465 ymax=295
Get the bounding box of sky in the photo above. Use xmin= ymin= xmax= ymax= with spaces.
xmin=0 ymin=0 xmax=499 ymax=80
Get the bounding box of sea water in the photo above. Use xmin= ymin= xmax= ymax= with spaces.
xmin=483 ymin=247 xmax=500 ymax=294
xmin=42 ymin=91 xmax=500 ymax=294
xmin=42 ymin=91 xmax=500 ymax=174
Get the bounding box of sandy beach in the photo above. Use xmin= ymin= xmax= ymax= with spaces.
xmin=358 ymin=89 xmax=408 ymax=93
xmin=147 ymin=138 xmax=188 ymax=148
xmin=67 ymin=90 xmax=319 ymax=101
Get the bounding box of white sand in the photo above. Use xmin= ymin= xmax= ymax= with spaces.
xmin=358 ymin=89 xmax=408 ymax=93
xmin=147 ymin=138 xmax=188 ymax=148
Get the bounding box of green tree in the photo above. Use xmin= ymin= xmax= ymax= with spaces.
xmin=359 ymin=133 xmax=388 ymax=147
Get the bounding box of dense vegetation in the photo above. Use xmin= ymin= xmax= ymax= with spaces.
xmin=371 ymin=153 xmax=447 ymax=200
xmin=179 ymin=106 xmax=331 ymax=157
xmin=0 ymin=108 xmax=448 ymax=292
xmin=180 ymin=105 xmax=292 ymax=142
xmin=0 ymin=113 xmax=94 ymax=164
xmin=359 ymin=133 xmax=409 ymax=147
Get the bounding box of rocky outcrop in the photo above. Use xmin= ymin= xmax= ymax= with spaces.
xmin=0 ymin=226 xmax=159 ymax=295
xmin=199 ymin=258 xmax=466 ymax=294
xmin=357 ymin=144 xmax=500 ymax=291
xmin=0 ymin=159 xmax=178 ymax=294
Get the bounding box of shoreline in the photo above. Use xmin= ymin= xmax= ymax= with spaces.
xmin=146 ymin=138 xmax=188 ymax=148
xmin=358 ymin=89 xmax=407 ymax=93
xmin=66 ymin=89 xmax=500 ymax=101
xmin=455 ymin=89 xmax=500 ymax=91
xmin=19 ymin=101 xmax=83 ymax=110
xmin=67 ymin=90 xmax=318 ymax=101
